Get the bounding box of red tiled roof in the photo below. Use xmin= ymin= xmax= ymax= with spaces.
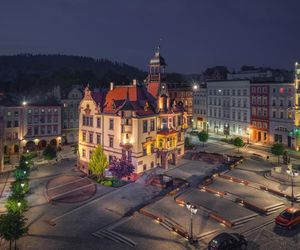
xmin=148 ymin=82 xmax=160 ymax=97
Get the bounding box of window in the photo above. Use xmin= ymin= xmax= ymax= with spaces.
xmin=109 ymin=137 xmax=114 ymax=147
xmin=232 ymin=89 xmax=236 ymax=96
xmin=243 ymin=99 xmax=247 ymax=108
xmin=151 ymin=144 xmax=155 ymax=153
xmin=109 ymin=119 xmax=114 ymax=130
xmin=89 ymin=133 xmax=93 ymax=143
xmin=279 ymin=87 xmax=284 ymax=93
xmin=150 ymin=119 xmax=155 ymax=131
xmin=143 ymin=147 xmax=147 ymax=156
xmin=34 ymin=126 xmax=39 ymax=135
xmin=243 ymin=89 xmax=247 ymax=96
xmin=273 ymin=88 xmax=276 ymax=93
xmin=280 ymin=112 xmax=283 ymax=119
xmin=97 ymin=117 xmax=101 ymax=128
xmin=237 ymin=89 xmax=241 ymax=96
xmin=82 ymin=149 xmax=86 ymax=158
xmin=27 ymin=127 xmax=32 ymax=136
xmin=151 ymin=161 xmax=154 ymax=168
xmin=82 ymin=131 xmax=86 ymax=142
xmin=280 ymin=100 xmax=283 ymax=106
xmin=252 ymin=87 xmax=256 ymax=93
xmin=53 ymin=125 xmax=58 ymax=134
xmin=47 ymin=125 xmax=52 ymax=134
xmin=273 ymin=111 xmax=276 ymax=118
xmin=6 ymin=121 xmax=11 ymax=128
xmin=41 ymin=126 xmax=45 ymax=135
xmin=96 ymin=134 xmax=101 ymax=144
xmin=272 ymin=99 xmax=276 ymax=106
xmin=257 ymin=87 xmax=261 ymax=94
xmin=143 ymin=164 xmax=147 ymax=171
xmin=143 ymin=120 xmax=148 ymax=133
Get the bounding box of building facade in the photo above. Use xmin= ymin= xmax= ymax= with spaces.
xmin=206 ymin=80 xmax=250 ymax=140
xmin=192 ymin=84 xmax=207 ymax=130
xmin=250 ymin=84 xmax=270 ymax=144
xmin=168 ymin=83 xmax=193 ymax=126
xmin=268 ymin=83 xmax=295 ymax=147
xmin=78 ymin=51 xmax=187 ymax=174
xmin=61 ymin=85 xmax=83 ymax=144
xmin=0 ymin=95 xmax=62 ymax=171
xmin=21 ymin=104 xmax=62 ymax=151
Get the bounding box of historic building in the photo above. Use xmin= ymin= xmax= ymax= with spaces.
xmin=192 ymin=83 xmax=207 ymax=131
xmin=61 ymin=85 xmax=83 ymax=144
xmin=0 ymin=94 xmax=62 ymax=171
xmin=168 ymin=83 xmax=193 ymax=126
xmin=206 ymin=80 xmax=251 ymax=140
xmin=78 ymin=50 xmax=187 ymax=174
xmin=250 ymin=83 xmax=270 ymax=144
xmin=268 ymin=82 xmax=295 ymax=147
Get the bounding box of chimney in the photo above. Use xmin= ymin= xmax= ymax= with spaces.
xmin=110 ymin=82 xmax=114 ymax=90
xmin=132 ymin=79 xmax=137 ymax=86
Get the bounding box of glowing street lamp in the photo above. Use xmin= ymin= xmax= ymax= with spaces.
xmin=193 ymin=84 xmax=198 ymax=91
xmin=286 ymin=167 xmax=299 ymax=206
xmin=17 ymin=202 xmax=21 ymax=207
xmin=186 ymin=202 xmax=198 ymax=244
xmin=21 ymin=183 xmax=25 ymax=188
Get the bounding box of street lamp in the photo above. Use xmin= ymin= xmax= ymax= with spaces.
xmin=193 ymin=84 xmax=198 ymax=91
xmin=21 ymin=183 xmax=25 ymax=188
xmin=17 ymin=202 xmax=21 ymax=207
xmin=186 ymin=202 xmax=198 ymax=244
xmin=286 ymin=168 xmax=299 ymax=206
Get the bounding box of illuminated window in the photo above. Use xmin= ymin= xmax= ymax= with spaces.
xmin=279 ymin=87 xmax=284 ymax=93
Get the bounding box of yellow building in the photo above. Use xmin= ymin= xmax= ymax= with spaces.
xmin=78 ymin=51 xmax=187 ymax=174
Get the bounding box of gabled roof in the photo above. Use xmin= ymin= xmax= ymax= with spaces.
xmin=89 ymin=84 xmax=157 ymax=116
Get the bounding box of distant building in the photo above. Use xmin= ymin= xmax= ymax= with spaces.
xmin=192 ymin=84 xmax=207 ymax=130
xmin=206 ymin=80 xmax=250 ymax=140
xmin=78 ymin=50 xmax=187 ymax=174
xmin=228 ymin=66 xmax=293 ymax=82
xmin=0 ymin=94 xmax=62 ymax=171
xmin=249 ymin=83 xmax=270 ymax=144
xmin=268 ymin=83 xmax=295 ymax=147
xmin=61 ymin=85 xmax=83 ymax=144
xmin=203 ymin=66 xmax=228 ymax=81
xmin=168 ymin=83 xmax=193 ymax=126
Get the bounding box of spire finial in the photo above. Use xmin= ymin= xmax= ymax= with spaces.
xmin=156 ymin=38 xmax=162 ymax=54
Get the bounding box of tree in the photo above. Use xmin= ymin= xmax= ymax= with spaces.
xmin=0 ymin=212 xmax=28 ymax=250
xmin=43 ymin=145 xmax=57 ymax=160
xmin=184 ymin=137 xmax=190 ymax=148
xmin=198 ymin=131 xmax=209 ymax=147
xmin=5 ymin=196 xmax=28 ymax=214
xmin=109 ymin=159 xmax=135 ymax=179
xmin=271 ymin=143 xmax=285 ymax=165
xmin=233 ymin=137 xmax=244 ymax=153
xmin=88 ymin=145 xmax=108 ymax=178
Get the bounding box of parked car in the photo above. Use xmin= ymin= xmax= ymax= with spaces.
xmin=275 ymin=207 xmax=300 ymax=229
xmin=208 ymin=232 xmax=247 ymax=250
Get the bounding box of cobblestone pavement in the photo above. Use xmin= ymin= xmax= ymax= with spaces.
xmin=246 ymin=222 xmax=300 ymax=250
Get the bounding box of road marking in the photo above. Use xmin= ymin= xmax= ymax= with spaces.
xmin=49 ymin=188 xmax=120 ymax=223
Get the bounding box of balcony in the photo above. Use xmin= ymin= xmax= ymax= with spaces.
xmin=121 ymin=125 xmax=132 ymax=133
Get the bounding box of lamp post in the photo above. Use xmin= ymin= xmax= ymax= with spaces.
xmin=286 ymin=168 xmax=299 ymax=206
xmin=186 ymin=202 xmax=198 ymax=244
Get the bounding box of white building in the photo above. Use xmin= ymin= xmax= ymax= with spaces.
xmin=269 ymin=82 xmax=295 ymax=147
xmin=206 ymin=80 xmax=251 ymax=139
xmin=192 ymin=84 xmax=207 ymax=130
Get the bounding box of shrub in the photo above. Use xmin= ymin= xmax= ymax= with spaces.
xmin=100 ymin=180 xmax=112 ymax=186
xmin=43 ymin=145 xmax=57 ymax=160
xmin=13 ymin=169 xmax=29 ymax=181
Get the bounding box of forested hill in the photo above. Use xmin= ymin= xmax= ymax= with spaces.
xmin=0 ymin=54 xmax=147 ymax=94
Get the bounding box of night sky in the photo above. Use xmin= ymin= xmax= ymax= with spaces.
xmin=1 ymin=0 xmax=300 ymax=73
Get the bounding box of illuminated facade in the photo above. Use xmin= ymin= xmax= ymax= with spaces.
xmin=0 ymin=95 xmax=62 ymax=171
xmin=206 ymin=80 xmax=250 ymax=139
xmin=78 ymin=50 xmax=187 ymax=174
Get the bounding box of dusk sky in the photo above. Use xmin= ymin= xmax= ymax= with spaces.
xmin=1 ymin=0 xmax=300 ymax=73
